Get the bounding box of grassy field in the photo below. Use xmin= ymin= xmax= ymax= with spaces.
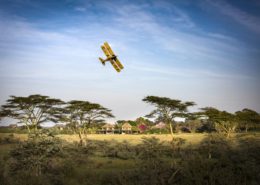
xmin=58 ymin=133 xmax=208 ymax=145
xmin=1 ymin=132 xmax=260 ymax=185
xmin=0 ymin=133 xmax=207 ymax=145
xmin=1 ymin=132 xmax=259 ymax=144
xmin=0 ymin=132 xmax=209 ymax=159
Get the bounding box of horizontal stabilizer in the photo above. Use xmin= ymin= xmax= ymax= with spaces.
xmin=99 ymin=58 xmax=105 ymax=65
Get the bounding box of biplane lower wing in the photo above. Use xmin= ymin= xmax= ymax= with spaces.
xmin=110 ymin=59 xmax=121 ymax=72
xmin=114 ymin=58 xmax=124 ymax=69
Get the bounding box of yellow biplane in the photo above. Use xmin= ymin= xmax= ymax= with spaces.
xmin=99 ymin=42 xmax=124 ymax=72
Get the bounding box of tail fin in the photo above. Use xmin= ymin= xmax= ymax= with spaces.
xmin=99 ymin=57 xmax=105 ymax=65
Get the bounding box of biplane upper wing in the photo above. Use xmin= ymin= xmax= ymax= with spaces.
xmin=104 ymin=42 xmax=115 ymax=56
xmin=101 ymin=45 xmax=111 ymax=58
xmin=103 ymin=42 xmax=124 ymax=70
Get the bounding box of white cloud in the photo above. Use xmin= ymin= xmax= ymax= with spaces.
xmin=112 ymin=3 xmax=250 ymax=69
xmin=0 ymin=1 xmax=259 ymax=119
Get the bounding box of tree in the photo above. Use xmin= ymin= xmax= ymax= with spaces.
xmin=0 ymin=95 xmax=64 ymax=133
xmin=142 ymin=96 xmax=195 ymax=138
xmin=235 ymin=108 xmax=260 ymax=132
xmin=200 ymin=107 xmax=238 ymax=138
xmin=215 ymin=111 xmax=238 ymax=138
xmin=59 ymin=100 xmax=114 ymax=145
xmin=185 ymin=119 xmax=202 ymax=133
xmin=0 ymin=109 xmax=4 ymax=121
xmin=135 ymin=117 xmax=154 ymax=127
xmin=117 ymin=120 xmax=137 ymax=126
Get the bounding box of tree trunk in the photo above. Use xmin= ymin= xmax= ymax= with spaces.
xmin=83 ymin=127 xmax=88 ymax=140
xmin=35 ymin=124 xmax=38 ymax=132
xmin=169 ymin=122 xmax=174 ymax=139
xmin=26 ymin=124 xmax=31 ymax=134
xmin=78 ymin=129 xmax=83 ymax=146
xmin=226 ymin=131 xmax=230 ymax=138
xmin=245 ymin=126 xmax=248 ymax=132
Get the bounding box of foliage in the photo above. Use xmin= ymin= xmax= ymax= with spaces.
xmin=0 ymin=131 xmax=65 ymax=185
xmin=184 ymin=119 xmax=203 ymax=133
xmin=200 ymin=107 xmax=239 ymax=137
xmin=215 ymin=121 xmax=238 ymax=138
xmin=58 ymin=100 xmax=114 ymax=145
xmin=147 ymin=127 xmax=168 ymax=134
xmin=0 ymin=133 xmax=259 ymax=185
xmin=7 ymin=131 xmax=62 ymax=175
xmin=138 ymin=124 xmax=147 ymax=133
xmin=0 ymin=126 xmax=28 ymax=134
xmin=235 ymin=108 xmax=260 ymax=132
xmin=143 ymin=96 xmax=195 ymax=137
xmin=0 ymin=95 xmax=64 ymax=133
xmin=135 ymin=117 xmax=154 ymax=127
xmin=178 ymin=134 xmax=260 ymax=185
xmin=117 ymin=120 xmax=137 ymax=126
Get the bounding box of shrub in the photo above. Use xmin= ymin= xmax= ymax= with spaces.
xmin=4 ymin=131 xmax=63 ymax=184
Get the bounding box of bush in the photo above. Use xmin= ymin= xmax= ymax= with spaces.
xmin=4 ymin=131 xmax=63 ymax=184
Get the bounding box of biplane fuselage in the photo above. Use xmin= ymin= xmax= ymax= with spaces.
xmin=99 ymin=42 xmax=124 ymax=72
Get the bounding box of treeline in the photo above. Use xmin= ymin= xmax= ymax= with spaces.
xmin=0 ymin=94 xmax=260 ymax=138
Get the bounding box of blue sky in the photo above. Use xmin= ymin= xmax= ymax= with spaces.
xmin=0 ymin=0 xmax=260 ymax=122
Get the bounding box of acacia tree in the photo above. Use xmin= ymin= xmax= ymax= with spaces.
xmin=200 ymin=107 xmax=238 ymax=138
xmin=142 ymin=96 xmax=195 ymax=138
xmin=0 ymin=95 xmax=64 ymax=133
xmin=60 ymin=100 xmax=114 ymax=145
xmin=235 ymin=108 xmax=260 ymax=132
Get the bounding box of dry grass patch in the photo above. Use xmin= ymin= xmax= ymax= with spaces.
xmin=57 ymin=133 xmax=207 ymax=145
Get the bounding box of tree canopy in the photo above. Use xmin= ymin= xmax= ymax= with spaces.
xmin=235 ymin=108 xmax=260 ymax=132
xmin=59 ymin=100 xmax=114 ymax=144
xmin=0 ymin=95 xmax=64 ymax=133
xmin=142 ymin=96 xmax=195 ymax=137
xmin=200 ymin=107 xmax=236 ymax=123
xmin=200 ymin=107 xmax=239 ymax=137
